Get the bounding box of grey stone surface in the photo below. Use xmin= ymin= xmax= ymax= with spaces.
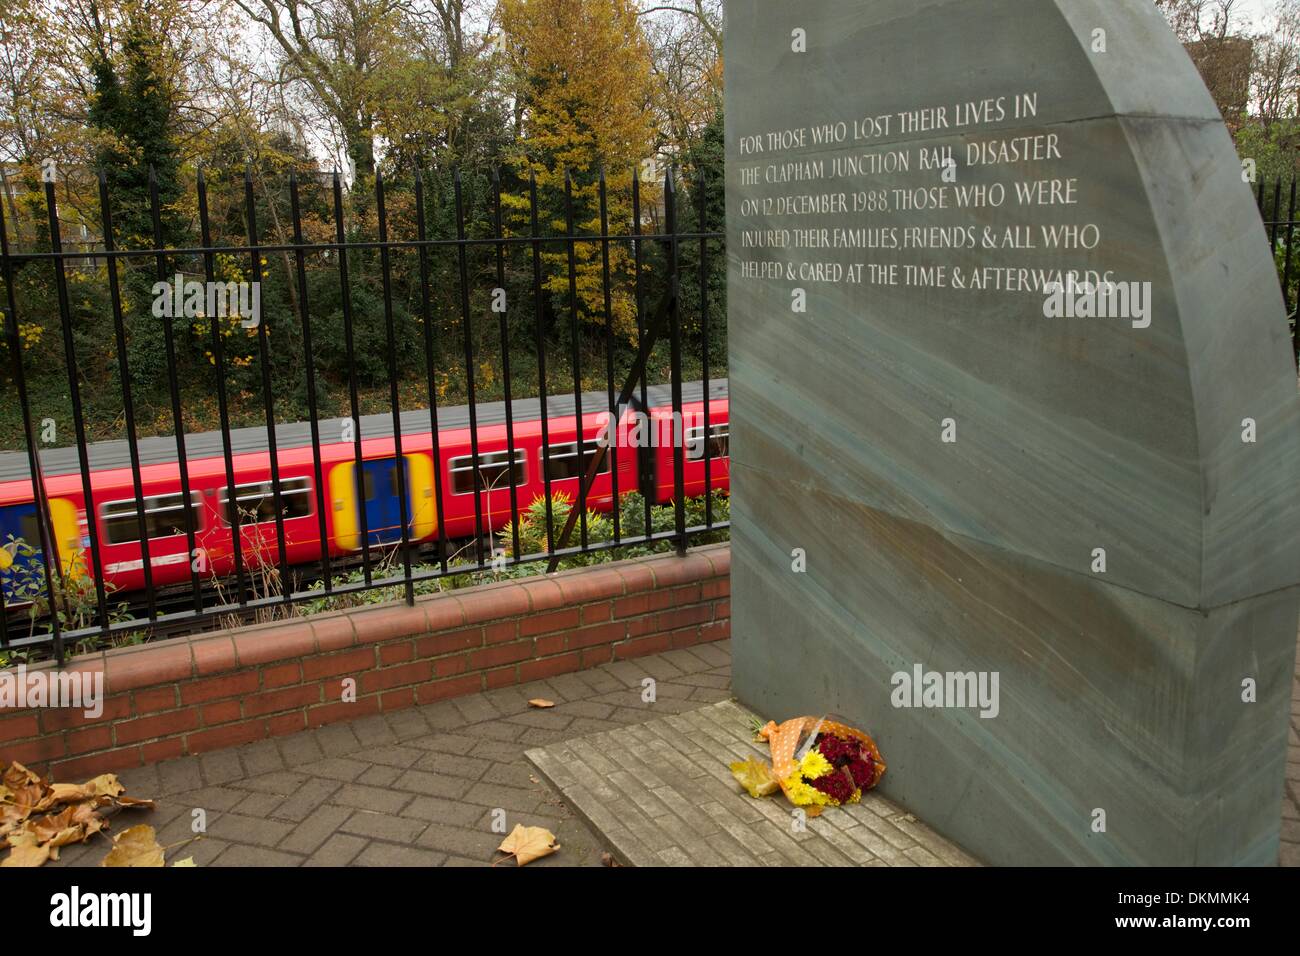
xmin=725 ymin=0 xmax=1300 ymax=865
xmin=527 ymin=699 xmax=980 ymax=867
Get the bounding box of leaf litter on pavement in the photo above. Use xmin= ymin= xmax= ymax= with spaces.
xmin=0 ymin=760 xmax=167 ymax=867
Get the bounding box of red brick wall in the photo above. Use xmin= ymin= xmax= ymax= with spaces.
xmin=0 ymin=544 xmax=730 ymax=779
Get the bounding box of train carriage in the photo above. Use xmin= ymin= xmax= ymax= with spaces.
xmin=0 ymin=381 xmax=729 ymax=606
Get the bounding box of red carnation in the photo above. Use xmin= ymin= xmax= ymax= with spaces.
xmin=810 ymin=769 xmax=854 ymax=804
xmin=848 ymin=757 xmax=876 ymax=790
xmin=816 ymin=733 xmax=860 ymax=768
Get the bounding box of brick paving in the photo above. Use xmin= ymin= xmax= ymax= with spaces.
xmin=37 ymin=631 xmax=1300 ymax=866
xmin=45 ymin=641 xmax=737 ymax=867
xmin=528 ymin=699 xmax=979 ymax=866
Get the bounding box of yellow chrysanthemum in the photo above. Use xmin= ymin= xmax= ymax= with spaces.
xmin=798 ymin=749 xmax=833 ymax=779
xmin=780 ymin=750 xmax=837 ymax=806
xmin=783 ymin=774 xmax=831 ymax=807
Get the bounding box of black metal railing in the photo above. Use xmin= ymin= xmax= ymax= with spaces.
xmin=1255 ymin=174 xmax=1299 ymax=357
xmin=0 ymin=163 xmax=727 ymax=663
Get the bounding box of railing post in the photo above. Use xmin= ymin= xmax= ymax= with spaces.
xmin=197 ymin=170 xmax=247 ymax=605
xmin=414 ymin=170 xmax=450 ymax=574
xmin=665 ymin=167 xmax=687 ymax=557
xmin=455 ymin=168 xmax=487 ymax=568
xmin=99 ymin=171 xmax=157 ymax=623
xmin=375 ymin=171 xmax=415 ymax=605
xmin=242 ymin=168 xmax=291 ymax=606
xmin=0 ymin=191 xmax=65 ymax=662
xmin=47 ymin=177 xmax=111 ymax=633
xmin=492 ymin=167 xmax=522 ymax=563
xmin=332 ymin=171 xmax=373 ymax=584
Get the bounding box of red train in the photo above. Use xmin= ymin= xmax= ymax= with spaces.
xmin=0 ymin=381 xmax=729 ymax=601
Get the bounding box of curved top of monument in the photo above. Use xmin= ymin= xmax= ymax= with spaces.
xmin=725 ymin=0 xmax=1300 ymax=610
xmin=740 ymin=0 xmax=1228 ymax=138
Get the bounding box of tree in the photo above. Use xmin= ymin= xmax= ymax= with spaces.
xmin=675 ymin=102 xmax=724 ymax=358
xmin=374 ymin=0 xmax=507 ymax=172
xmin=85 ymin=6 xmax=191 ymax=400
xmin=1155 ymin=0 xmax=1254 ymax=124
xmin=89 ymin=17 xmax=185 ymax=249
xmin=1253 ymin=0 xmax=1300 ymax=130
xmin=1155 ymin=0 xmax=1241 ymax=42
xmin=639 ymin=0 xmax=722 ymax=157
xmin=231 ymin=0 xmax=410 ymax=208
xmin=499 ymin=0 xmax=657 ymax=341
xmin=639 ymin=0 xmax=720 ymax=57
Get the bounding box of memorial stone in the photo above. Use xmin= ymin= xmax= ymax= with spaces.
xmin=725 ymin=0 xmax=1300 ymax=865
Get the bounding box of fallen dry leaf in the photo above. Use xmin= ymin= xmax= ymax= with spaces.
xmin=6 ymin=828 xmax=39 ymax=848
xmin=2 ymin=762 xmax=41 ymax=791
xmin=27 ymin=809 xmax=79 ymax=846
xmin=100 ymin=794 xmax=157 ymax=811
xmin=22 ymin=804 xmax=105 ymax=847
xmin=43 ymin=774 xmax=125 ymax=809
xmin=729 ymin=757 xmax=779 ymax=798
xmin=2 ymin=841 xmax=50 ymax=867
xmin=0 ymin=763 xmax=157 ymax=868
xmin=66 ymin=801 xmax=102 ymax=826
xmin=527 ymin=698 xmax=555 ymax=709
xmin=39 ymin=786 xmax=83 ymax=810
xmin=100 ymin=824 xmax=165 ymax=867
xmin=805 ymin=805 xmax=825 ymax=819
xmin=84 ymin=774 xmax=126 ymax=798
xmin=495 ymin=824 xmax=559 ymax=866
xmin=171 ymin=857 xmax=196 ymax=867
xmin=9 ymin=784 xmax=45 ymax=816
xmin=0 ymin=804 xmax=29 ymax=839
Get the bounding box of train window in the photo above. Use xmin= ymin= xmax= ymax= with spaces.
xmin=450 ymin=449 xmax=526 ymax=495
xmin=685 ymin=424 xmax=730 ymax=461
xmin=222 ymin=477 xmax=313 ymax=526
xmin=361 ymin=465 xmax=406 ymax=502
xmin=544 ymin=439 xmax=610 ymax=481
xmin=101 ymin=493 xmax=203 ymax=545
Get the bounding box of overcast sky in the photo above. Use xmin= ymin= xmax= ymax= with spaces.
xmin=1232 ymin=0 xmax=1280 ymax=30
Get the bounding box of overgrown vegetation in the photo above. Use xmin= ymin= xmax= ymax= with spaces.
xmin=0 ymin=537 xmax=138 ymax=652
xmin=299 ymin=489 xmax=730 ymax=612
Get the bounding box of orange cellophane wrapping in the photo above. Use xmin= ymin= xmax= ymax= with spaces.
xmin=758 ymin=716 xmax=886 ymax=801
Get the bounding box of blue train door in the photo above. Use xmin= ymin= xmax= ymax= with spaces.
xmin=0 ymin=503 xmax=43 ymax=604
xmin=358 ymin=458 xmax=411 ymax=546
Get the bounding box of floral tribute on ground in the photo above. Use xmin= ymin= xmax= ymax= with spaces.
xmin=730 ymin=715 xmax=886 ymax=810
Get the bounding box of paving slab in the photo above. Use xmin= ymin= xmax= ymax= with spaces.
xmin=527 ymin=698 xmax=981 ymax=867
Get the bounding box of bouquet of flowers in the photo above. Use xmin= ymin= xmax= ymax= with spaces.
xmin=732 ymin=714 xmax=886 ymax=809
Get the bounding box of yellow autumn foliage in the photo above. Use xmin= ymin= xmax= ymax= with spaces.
xmin=499 ymin=0 xmax=657 ymax=342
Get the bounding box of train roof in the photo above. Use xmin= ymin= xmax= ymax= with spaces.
xmin=0 ymin=379 xmax=729 ymax=482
